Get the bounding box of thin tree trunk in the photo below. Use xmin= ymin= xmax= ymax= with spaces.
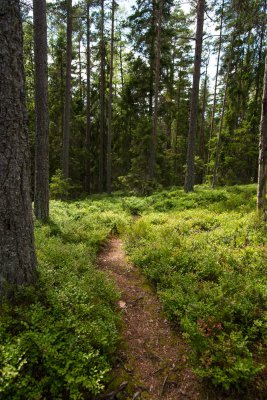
xmin=60 ymin=48 xmax=64 ymax=141
xmin=184 ymin=0 xmax=205 ymax=192
xmin=207 ymin=0 xmax=224 ymax=172
xmin=99 ymin=0 xmax=105 ymax=192
xmin=0 ymin=0 xmax=37 ymax=295
xmin=119 ymin=38 xmax=124 ymax=90
xmin=107 ymin=0 xmax=115 ymax=194
xmin=255 ymin=0 xmax=267 ymax=106
xmin=212 ymin=65 xmax=230 ymax=188
xmin=149 ymin=0 xmax=163 ymax=180
xmin=252 ymin=0 xmax=267 ymax=181
xmin=149 ymin=0 xmax=156 ymax=118
xmin=166 ymin=125 xmax=172 ymax=149
xmin=257 ymin=49 xmax=267 ymax=220
xmin=62 ymin=0 xmax=72 ymax=180
xmin=33 ymin=0 xmax=49 ymax=221
xmin=174 ymin=70 xmax=182 ymax=180
xmin=78 ymin=33 xmax=83 ymax=100
xmin=199 ymin=59 xmax=209 ymax=183
xmin=85 ymin=0 xmax=91 ymax=194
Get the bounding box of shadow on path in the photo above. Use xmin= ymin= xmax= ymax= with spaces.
xmin=97 ymin=237 xmax=204 ymax=400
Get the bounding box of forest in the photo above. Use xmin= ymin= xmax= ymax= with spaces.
xmin=0 ymin=0 xmax=267 ymax=399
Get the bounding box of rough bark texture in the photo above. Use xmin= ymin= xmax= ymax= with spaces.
xmin=0 ymin=0 xmax=37 ymax=294
xmin=85 ymin=0 xmax=91 ymax=194
xmin=149 ymin=0 xmax=163 ymax=180
xmin=99 ymin=0 xmax=105 ymax=192
xmin=62 ymin=0 xmax=72 ymax=179
xmin=184 ymin=0 xmax=205 ymax=192
xmin=33 ymin=0 xmax=49 ymax=221
xmin=107 ymin=0 xmax=115 ymax=194
xmin=257 ymin=49 xmax=267 ymax=220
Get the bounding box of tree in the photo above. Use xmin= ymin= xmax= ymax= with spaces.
xmin=99 ymin=0 xmax=106 ymax=192
xmin=0 ymin=0 xmax=37 ymax=295
xmin=212 ymin=63 xmax=230 ymax=188
xmin=257 ymin=49 xmax=267 ymax=220
xmin=184 ymin=0 xmax=205 ymax=192
xmin=149 ymin=0 xmax=163 ymax=180
xmin=107 ymin=0 xmax=116 ymax=194
xmin=85 ymin=0 xmax=92 ymax=194
xmin=33 ymin=0 xmax=49 ymax=221
xmin=197 ymin=56 xmax=209 ymax=183
xmin=207 ymin=0 xmax=224 ymax=174
xmin=63 ymin=0 xmax=73 ymax=179
xmin=211 ymin=0 xmax=266 ymax=186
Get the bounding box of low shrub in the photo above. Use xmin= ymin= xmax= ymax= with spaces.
xmin=125 ymin=185 xmax=267 ymax=392
xmin=0 ymin=199 xmax=131 ymax=399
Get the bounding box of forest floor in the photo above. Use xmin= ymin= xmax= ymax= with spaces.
xmin=1 ymin=186 xmax=265 ymax=399
xmin=97 ymin=236 xmax=204 ymax=400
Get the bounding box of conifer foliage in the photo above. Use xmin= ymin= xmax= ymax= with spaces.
xmin=19 ymin=0 xmax=267 ymax=196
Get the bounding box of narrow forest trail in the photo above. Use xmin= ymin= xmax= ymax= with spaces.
xmin=97 ymin=237 xmax=204 ymax=400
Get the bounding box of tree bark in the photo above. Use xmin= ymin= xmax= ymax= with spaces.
xmin=174 ymin=70 xmax=182 ymax=180
xmin=252 ymin=0 xmax=267 ymax=181
xmin=257 ymin=49 xmax=267 ymax=220
xmin=107 ymin=0 xmax=115 ymax=194
xmin=78 ymin=33 xmax=83 ymax=100
xmin=207 ymin=0 xmax=224 ymax=172
xmin=85 ymin=0 xmax=91 ymax=194
xmin=255 ymin=0 xmax=267 ymax=108
xmin=62 ymin=0 xmax=72 ymax=180
xmin=199 ymin=59 xmax=209 ymax=183
xmin=33 ymin=0 xmax=49 ymax=221
xmin=149 ymin=0 xmax=156 ymax=118
xmin=149 ymin=0 xmax=163 ymax=180
xmin=99 ymin=0 xmax=105 ymax=192
xmin=119 ymin=35 xmax=124 ymax=90
xmin=0 ymin=0 xmax=37 ymax=295
xmin=184 ymin=0 xmax=205 ymax=192
xmin=212 ymin=67 xmax=229 ymax=188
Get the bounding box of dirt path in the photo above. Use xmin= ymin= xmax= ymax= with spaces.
xmin=97 ymin=237 xmax=204 ymax=400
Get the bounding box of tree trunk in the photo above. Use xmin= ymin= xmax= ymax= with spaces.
xmin=174 ymin=70 xmax=182 ymax=181
xmin=255 ymin=0 xmax=267 ymax=108
xmin=119 ymin=36 xmax=124 ymax=90
xmin=78 ymin=33 xmax=83 ymax=100
xmin=184 ymin=0 xmax=205 ymax=192
xmin=212 ymin=66 xmax=230 ymax=188
xmin=149 ymin=0 xmax=156 ymax=118
xmin=0 ymin=0 xmax=37 ymax=295
xmin=85 ymin=0 xmax=91 ymax=194
xmin=207 ymin=0 xmax=224 ymax=172
xmin=62 ymin=0 xmax=72 ymax=180
xmin=33 ymin=0 xmax=49 ymax=221
xmin=107 ymin=0 xmax=115 ymax=194
xmin=257 ymin=49 xmax=267 ymax=220
xmin=199 ymin=59 xmax=209 ymax=183
xmin=99 ymin=0 xmax=105 ymax=192
xmin=149 ymin=0 xmax=163 ymax=180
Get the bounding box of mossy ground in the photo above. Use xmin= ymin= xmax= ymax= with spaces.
xmin=124 ymin=185 xmax=267 ymax=396
xmin=0 ymin=185 xmax=266 ymax=399
xmin=0 ymin=197 xmax=131 ymax=399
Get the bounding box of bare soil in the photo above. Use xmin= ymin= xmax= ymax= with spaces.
xmin=97 ymin=237 xmax=205 ymax=400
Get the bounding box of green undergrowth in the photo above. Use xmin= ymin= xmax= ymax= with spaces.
xmin=0 ymin=198 xmax=131 ymax=399
xmin=124 ymin=185 xmax=267 ymax=393
xmin=121 ymin=184 xmax=257 ymax=215
xmin=1 ymin=186 xmax=266 ymax=397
